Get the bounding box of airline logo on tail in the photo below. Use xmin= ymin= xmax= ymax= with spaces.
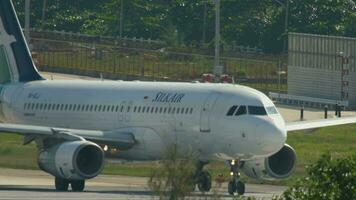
xmin=0 ymin=0 xmax=43 ymax=83
xmin=0 ymin=15 xmax=19 ymax=84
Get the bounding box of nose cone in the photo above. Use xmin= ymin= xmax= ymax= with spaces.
xmin=256 ymin=117 xmax=287 ymax=155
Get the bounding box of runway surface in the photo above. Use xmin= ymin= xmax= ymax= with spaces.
xmin=0 ymin=168 xmax=286 ymax=200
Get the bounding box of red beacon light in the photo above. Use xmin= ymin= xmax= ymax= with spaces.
xmin=201 ymin=73 xmax=215 ymax=83
xmin=220 ymin=74 xmax=233 ymax=83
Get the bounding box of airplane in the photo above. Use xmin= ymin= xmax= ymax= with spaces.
xmin=1 ymin=0 xmax=356 ymax=196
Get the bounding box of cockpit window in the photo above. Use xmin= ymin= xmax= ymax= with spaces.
xmin=235 ymin=106 xmax=247 ymax=116
xmin=226 ymin=105 xmax=238 ymax=116
xmin=266 ymin=106 xmax=278 ymax=115
xmin=248 ymin=106 xmax=267 ymax=115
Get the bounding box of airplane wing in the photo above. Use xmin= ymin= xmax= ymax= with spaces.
xmin=0 ymin=123 xmax=136 ymax=150
xmin=286 ymin=116 xmax=356 ymax=132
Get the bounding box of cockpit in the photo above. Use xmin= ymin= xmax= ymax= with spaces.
xmin=226 ymin=105 xmax=278 ymax=117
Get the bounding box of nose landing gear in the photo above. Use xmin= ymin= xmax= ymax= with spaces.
xmin=227 ymin=160 xmax=245 ymax=195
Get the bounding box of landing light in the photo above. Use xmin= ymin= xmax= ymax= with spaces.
xmin=231 ymin=160 xmax=235 ymax=165
xmin=103 ymin=145 xmax=108 ymax=151
xmin=230 ymin=172 xmax=234 ymax=176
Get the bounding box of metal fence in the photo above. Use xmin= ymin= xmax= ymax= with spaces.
xmin=288 ymin=32 xmax=356 ymax=108
xmin=31 ymin=37 xmax=286 ymax=93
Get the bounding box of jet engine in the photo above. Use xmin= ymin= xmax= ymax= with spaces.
xmin=38 ymin=140 xmax=104 ymax=180
xmin=241 ymin=144 xmax=296 ymax=180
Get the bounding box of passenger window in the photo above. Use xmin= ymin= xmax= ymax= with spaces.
xmin=134 ymin=106 xmax=137 ymax=112
xmin=189 ymin=108 xmax=193 ymax=114
xmin=159 ymin=107 xmax=163 ymax=113
xmin=31 ymin=103 xmax=35 ymax=110
xmin=248 ymin=106 xmax=267 ymax=115
xmin=227 ymin=105 xmax=238 ymax=116
xmin=177 ymin=108 xmax=180 ymax=114
xmin=155 ymin=107 xmax=159 ymax=113
xmin=235 ymin=106 xmax=247 ymax=116
xmin=185 ymin=108 xmax=189 ymax=114
xmin=164 ymin=107 xmax=167 ymax=113
xmin=151 ymin=107 xmax=154 ymax=113
xmin=138 ymin=106 xmax=141 ymax=113
xmin=127 ymin=106 xmax=131 ymax=112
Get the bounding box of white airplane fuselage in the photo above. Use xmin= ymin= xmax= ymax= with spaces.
xmin=0 ymin=80 xmax=287 ymax=161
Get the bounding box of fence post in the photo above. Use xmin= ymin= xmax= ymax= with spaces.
xmin=324 ymin=105 xmax=328 ymax=119
xmin=300 ymin=106 xmax=304 ymax=121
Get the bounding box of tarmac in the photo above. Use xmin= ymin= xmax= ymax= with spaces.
xmin=0 ymin=168 xmax=286 ymax=200
xmin=0 ymin=71 xmax=353 ymax=200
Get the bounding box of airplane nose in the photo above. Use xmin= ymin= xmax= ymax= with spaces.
xmin=255 ymin=117 xmax=287 ymax=154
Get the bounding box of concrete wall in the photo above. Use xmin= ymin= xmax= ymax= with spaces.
xmin=288 ymin=33 xmax=356 ymax=108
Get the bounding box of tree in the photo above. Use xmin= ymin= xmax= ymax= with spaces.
xmin=274 ymin=154 xmax=356 ymax=200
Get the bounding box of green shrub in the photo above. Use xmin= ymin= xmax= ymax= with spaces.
xmin=148 ymin=144 xmax=196 ymax=200
xmin=274 ymin=154 xmax=356 ymax=200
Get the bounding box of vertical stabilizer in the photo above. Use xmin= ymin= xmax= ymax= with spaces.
xmin=0 ymin=0 xmax=43 ymax=84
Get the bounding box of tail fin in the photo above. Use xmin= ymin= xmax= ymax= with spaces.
xmin=0 ymin=0 xmax=43 ymax=84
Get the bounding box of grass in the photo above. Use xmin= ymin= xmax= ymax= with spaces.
xmin=0 ymin=124 xmax=354 ymax=186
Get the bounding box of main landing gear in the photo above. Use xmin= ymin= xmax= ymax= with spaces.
xmin=55 ymin=177 xmax=85 ymax=192
xmin=227 ymin=160 xmax=245 ymax=196
xmin=193 ymin=161 xmax=212 ymax=192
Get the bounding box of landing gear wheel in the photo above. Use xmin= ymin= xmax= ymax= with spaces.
xmin=71 ymin=180 xmax=85 ymax=192
xmin=227 ymin=159 xmax=245 ymax=196
xmin=55 ymin=177 xmax=69 ymax=191
xmin=236 ymin=181 xmax=245 ymax=195
xmin=228 ymin=181 xmax=236 ymax=195
xmin=197 ymin=171 xmax=212 ymax=192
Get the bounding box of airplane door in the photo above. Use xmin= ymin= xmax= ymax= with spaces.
xmin=200 ymin=92 xmax=220 ymax=132
xmin=118 ymin=101 xmax=126 ymax=122
xmin=125 ymin=101 xmax=133 ymax=122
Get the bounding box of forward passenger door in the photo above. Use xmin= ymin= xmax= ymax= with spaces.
xmin=200 ymin=92 xmax=220 ymax=132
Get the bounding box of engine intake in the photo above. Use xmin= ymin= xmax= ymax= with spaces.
xmin=38 ymin=140 xmax=104 ymax=180
xmin=241 ymin=144 xmax=296 ymax=180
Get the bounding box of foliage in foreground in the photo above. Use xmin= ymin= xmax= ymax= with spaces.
xmin=274 ymin=154 xmax=356 ymax=200
xmin=148 ymin=144 xmax=196 ymax=200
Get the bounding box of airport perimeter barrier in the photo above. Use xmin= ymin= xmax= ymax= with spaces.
xmin=30 ymin=36 xmax=286 ymax=93
xmin=30 ymin=29 xmax=265 ymax=56
xmin=269 ymin=92 xmax=349 ymax=109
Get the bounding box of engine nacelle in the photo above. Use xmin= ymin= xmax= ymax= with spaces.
xmin=241 ymin=144 xmax=296 ymax=180
xmin=38 ymin=140 xmax=104 ymax=180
